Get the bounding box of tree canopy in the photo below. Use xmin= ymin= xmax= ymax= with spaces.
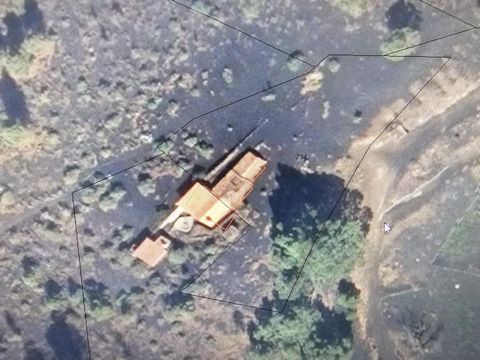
xmin=248 ymin=166 xmax=371 ymax=359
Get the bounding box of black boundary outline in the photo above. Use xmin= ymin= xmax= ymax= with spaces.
xmin=418 ymin=0 xmax=478 ymax=29
xmin=181 ymin=56 xmax=451 ymax=311
xmin=68 ymin=2 xmax=480 ymax=357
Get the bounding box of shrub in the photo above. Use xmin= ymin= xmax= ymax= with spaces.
xmin=155 ymin=136 xmax=174 ymax=154
xmin=98 ymin=182 xmax=127 ymax=212
xmin=286 ymin=51 xmax=304 ymax=73
xmin=0 ymin=36 xmax=54 ymax=78
xmin=380 ymin=27 xmax=421 ymax=60
xmin=0 ymin=0 xmax=24 ymax=17
xmin=137 ymin=174 xmax=156 ymax=197
xmin=195 ymin=140 xmax=214 ymax=159
xmin=0 ymin=124 xmax=28 ymax=146
xmin=238 ymin=0 xmax=263 ymax=22
xmin=330 ymin=0 xmax=369 ymax=18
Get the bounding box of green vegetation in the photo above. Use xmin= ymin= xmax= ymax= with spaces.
xmin=437 ymin=199 xmax=480 ymax=271
xmin=249 ymin=307 xmax=351 ymax=360
xmin=137 ymin=174 xmax=157 ymax=197
xmin=195 ymin=139 xmax=214 ymax=159
xmin=248 ymin=166 xmax=371 ymax=359
xmin=163 ymin=292 xmax=196 ymax=324
xmin=248 ymin=219 xmax=364 ymax=359
xmin=329 ymin=0 xmax=369 ymax=18
xmin=286 ymin=51 xmax=304 ymax=73
xmin=380 ymin=28 xmax=421 ymax=61
xmin=0 ymin=123 xmax=29 ymax=146
xmin=155 ymin=136 xmax=174 ymax=154
xmin=222 ymin=67 xmax=234 ymax=85
xmin=0 ymin=36 xmax=54 ymax=78
xmin=83 ymin=279 xmax=116 ymax=322
xmin=21 ymin=256 xmax=43 ymax=289
xmin=191 ymin=0 xmax=215 ymax=16
xmin=79 ymin=175 xmax=128 ymax=213
xmin=42 ymin=279 xmax=83 ymax=312
xmin=272 ymin=220 xmax=364 ymax=299
xmin=98 ymin=182 xmax=127 ymax=212
xmin=238 ymin=0 xmax=264 ymax=23
xmin=0 ymin=0 xmax=24 ymax=17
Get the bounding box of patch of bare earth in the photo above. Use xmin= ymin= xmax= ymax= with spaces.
xmin=332 ymin=60 xmax=480 ymax=358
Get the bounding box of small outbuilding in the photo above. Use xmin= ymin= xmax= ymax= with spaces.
xmin=131 ymin=235 xmax=171 ymax=268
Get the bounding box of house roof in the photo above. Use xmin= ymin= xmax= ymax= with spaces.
xmin=231 ymin=151 xmax=267 ymax=181
xmin=176 ymin=151 xmax=267 ymax=228
xmin=176 ymin=182 xmax=232 ymax=228
xmin=132 ymin=235 xmax=171 ymax=268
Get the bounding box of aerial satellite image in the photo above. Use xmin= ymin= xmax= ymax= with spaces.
xmin=0 ymin=0 xmax=479 ymax=359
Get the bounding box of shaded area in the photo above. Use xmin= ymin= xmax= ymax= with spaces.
xmin=24 ymin=341 xmax=46 ymax=360
xmin=269 ymin=164 xmax=372 ymax=238
xmin=45 ymin=314 xmax=87 ymax=360
xmin=244 ymin=165 xmax=371 ymax=358
xmin=386 ymin=0 xmax=423 ymax=31
xmin=0 ymin=0 xmax=44 ymax=52
xmin=248 ymin=296 xmax=353 ymax=359
xmin=0 ymin=69 xmax=29 ymax=125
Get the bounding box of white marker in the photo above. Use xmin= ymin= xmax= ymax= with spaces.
xmin=384 ymin=223 xmax=392 ymax=234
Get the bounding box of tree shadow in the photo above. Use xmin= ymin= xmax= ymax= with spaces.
xmin=313 ymin=300 xmax=352 ymax=347
xmin=45 ymin=313 xmax=87 ymax=360
xmin=0 ymin=0 xmax=44 ymax=53
xmin=269 ymin=164 xmax=372 ymax=237
xmin=0 ymin=69 xmax=29 ymax=126
xmin=24 ymin=340 xmax=46 ymax=360
xmin=386 ymin=0 xmax=423 ymax=31
xmin=21 ymin=0 xmax=44 ymax=34
xmin=2 ymin=12 xmax=25 ymax=53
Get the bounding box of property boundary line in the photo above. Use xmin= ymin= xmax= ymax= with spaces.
xmin=69 ymin=2 xmax=479 ymax=357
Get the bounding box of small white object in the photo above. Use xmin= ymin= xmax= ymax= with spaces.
xmin=384 ymin=223 xmax=392 ymax=234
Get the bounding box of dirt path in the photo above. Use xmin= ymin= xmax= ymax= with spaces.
xmin=341 ymin=61 xmax=480 ymax=358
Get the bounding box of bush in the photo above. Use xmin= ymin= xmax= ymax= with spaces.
xmin=98 ymin=182 xmax=127 ymax=212
xmin=286 ymin=51 xmax=304 ymax=73
xmin=0 ymin=124 xmax=29 ymax=145
xmin=380 ymin=27 xmax=421 ymax=60
xmin=137 ymin=174 xmax=156 ymax=197
xmin=0 ymin=36 xmax=54 ymax=78
xmin=330 ymin=0 xmax=369 ymax=18
xmin=0 ymin=0 xmax=24 ymax=18
xmin=238 ymin=0 xmax=263 ymax=22
xmin=155 ymin=136 xmax=174 ymax=154
xmin=195 ymin=140 xmax=214 ymax=159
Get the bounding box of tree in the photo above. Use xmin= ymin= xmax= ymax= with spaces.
xmin=248 ymin=166 xmax=372 ymax=359
xmin=249 ymin=305 xmax=353 ymax=360
xmin=271 ymin=220 xmax=364 ymax=300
